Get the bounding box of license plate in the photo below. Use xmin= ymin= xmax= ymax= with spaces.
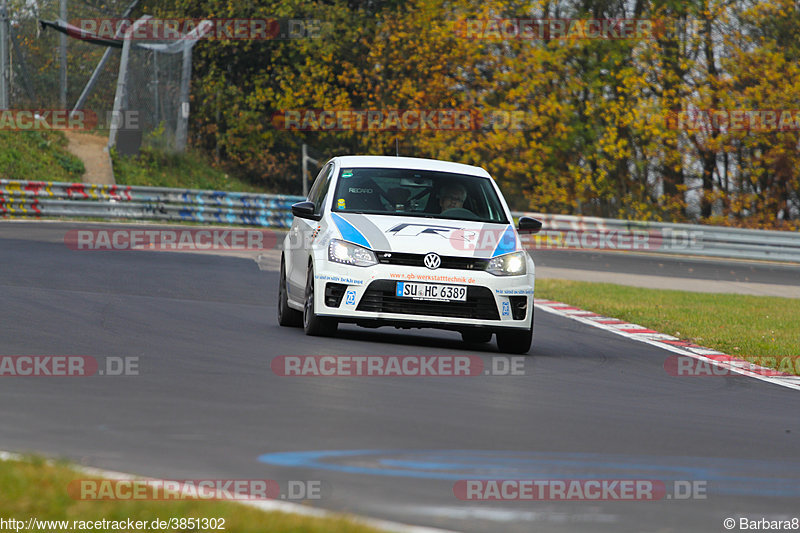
xmin=395 ymin=282 xmax=467 ymax=301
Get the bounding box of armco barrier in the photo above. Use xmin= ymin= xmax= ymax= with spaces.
xmin=1 ymin=179 xmax=798 ymax=263
xmin=0 ymin=179 xmax=305 ymax=227
xmin=517 ymin=211 xmax=800 ymax=263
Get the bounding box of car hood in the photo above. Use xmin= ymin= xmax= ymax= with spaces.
xmin=329 ymin=212 xmax=521 ymax=258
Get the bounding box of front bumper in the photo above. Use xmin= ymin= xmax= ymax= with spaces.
xmin=312 ymin=258 xmax=535 ymax=331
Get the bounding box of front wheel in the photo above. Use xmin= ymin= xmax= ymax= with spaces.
xmin=303 ymin=266 xmax=338 ymax=337
xmin=496 ymin=310 xmax=534 ymax=354
xmin=496 ymin=326 xmax=532 ymax=354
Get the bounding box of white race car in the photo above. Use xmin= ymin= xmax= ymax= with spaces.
xmin=278 ymin=156 xmax=542 ymax=353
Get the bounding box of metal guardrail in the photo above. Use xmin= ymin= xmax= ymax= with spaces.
xmin=0 ymin=179 xmax=305 ymax=227
xmin=516 ymin=211 xmax=800 ymax=263
xmin=1 ymin=179 xmax=798 ymax=263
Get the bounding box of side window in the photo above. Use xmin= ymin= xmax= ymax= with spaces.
xmin=307 ymin=163 xmax=333 ymax=213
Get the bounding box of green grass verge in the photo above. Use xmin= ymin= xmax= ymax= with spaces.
xmin=0 ymin=131 xmax=85 ymax=181
xmin=536 ymin=279 xmax=800 ymax=373
xmin=0 ymin=456 xmax=384 ymax=533
xmin=111 ymin=147 xmax=271 ymax=193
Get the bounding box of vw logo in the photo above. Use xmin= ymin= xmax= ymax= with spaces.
xmin=423 ymin=253 xmax=441 ymax=270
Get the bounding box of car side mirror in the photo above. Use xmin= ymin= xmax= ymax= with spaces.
xmin=517 ymin=216 xmax=542 ymax=234
xmin=291 ymin=201 xmax=321 ymax=221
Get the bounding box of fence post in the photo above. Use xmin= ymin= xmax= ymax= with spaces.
xmin=59 ymin=0 xmax=67 ymax=108
xmin=0 ymin=0 xmax=8 ymax=109
xmin=174 ymin=44 xmax=191 ymax=152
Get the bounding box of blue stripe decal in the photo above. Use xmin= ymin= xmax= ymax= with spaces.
xmin=331 ymin=213 xmax=371 ymax=248
xmin=492 ymin=225 xmax=517 ymax=257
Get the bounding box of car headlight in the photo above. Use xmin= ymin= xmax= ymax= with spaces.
xmin=486 ymin=251 xmax=527 ymax=276
xmin=328 ymin=239 xmax=378 ymax=267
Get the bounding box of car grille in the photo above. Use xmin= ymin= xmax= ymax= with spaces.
xmin=356 ymin=280 xmax=500 ymax=320
xmin=376 ymin=251 xmax=489 ymax=271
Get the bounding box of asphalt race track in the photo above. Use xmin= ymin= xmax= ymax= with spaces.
xmin=1 ymin=221 xmax=799 ymax=533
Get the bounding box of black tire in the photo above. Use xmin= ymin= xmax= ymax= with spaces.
xmin=277 ymin=257 xmax=302 ymax=327
xmin=496 ymin=310 xmax=534 ymax=354
xmin=496 ymin=326 xmax=533 ymax=354
xmin=303 ymin=266 xmax=338 ymax=337
xmin=461 ymin=330 xmax=493 ymax=343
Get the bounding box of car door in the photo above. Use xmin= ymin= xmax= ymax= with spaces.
xmin=287 ymin=161 xmax=335 ymax=297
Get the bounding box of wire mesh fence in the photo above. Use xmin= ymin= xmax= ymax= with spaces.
xmin=5 ymin=0 xmax=132 ymax=127
xmin=3 ymin=0 xmax=195 ymax=152
xmin=108 ymin=17 xmax=203 ymax=153
xmin=121 ymin=42 xmax=183 ymax=150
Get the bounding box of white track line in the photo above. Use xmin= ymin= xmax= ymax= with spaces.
xmin=534 ymin=300 xmax=800 ymax=392
xmin=0 ymin=451 xmax=457 ymax=533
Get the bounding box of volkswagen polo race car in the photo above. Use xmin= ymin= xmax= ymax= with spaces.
xmin=277 ymin=156 xmax=542 ymax=353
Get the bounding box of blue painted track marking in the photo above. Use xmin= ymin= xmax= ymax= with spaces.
xmin=258 ymin=450 xmax=800 ymax=497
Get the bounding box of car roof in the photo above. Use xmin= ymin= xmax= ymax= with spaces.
xmin=331 ymin=156 xmax=491 ymax=178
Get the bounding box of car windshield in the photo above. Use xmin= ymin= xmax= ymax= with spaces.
xmin=330 ymin=167 xmax=508 ymax=223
